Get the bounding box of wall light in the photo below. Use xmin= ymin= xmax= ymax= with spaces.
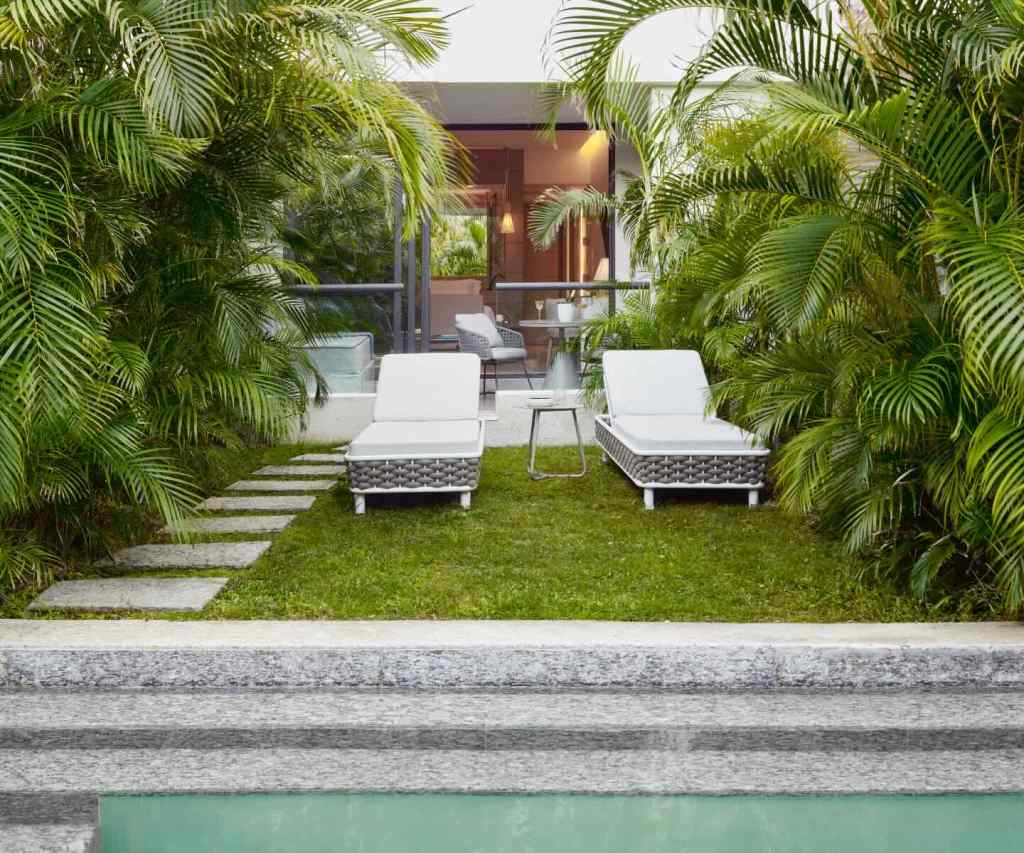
xmin=500 ymin=147 xmax=515 ymax=235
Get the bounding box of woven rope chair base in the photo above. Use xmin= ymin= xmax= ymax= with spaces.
xmin=595 ymin=418 xmax=767 ymax=486
xmin=348 ymin=457 xmax=481 ymax=492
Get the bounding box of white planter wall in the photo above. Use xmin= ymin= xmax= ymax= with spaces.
xmin=292 ymin=391 xmax=598 ymax=448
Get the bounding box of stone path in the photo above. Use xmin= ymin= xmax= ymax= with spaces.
xmin=100 ymin=542 xmax=272 ymax=569
xmin=162 ymin=516 xmax=296 ymax=534
xmin=26 ymin=450 xmax=346 ymax=614
xmin=226 ymin=479 xmax=335 ymax=492
xmin=253 ymin=464 xmax=345 ymax=477
xmin=199 ymin=495 xmax=316 ymax=511
xmin=27 ymin=578 xmax=229 ymax=613
xmin=292 ymin=453 xmax=346 ymax=463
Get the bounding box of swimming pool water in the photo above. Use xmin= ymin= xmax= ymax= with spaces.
xmin=99 ymin=792 xmax=1022 ymax=852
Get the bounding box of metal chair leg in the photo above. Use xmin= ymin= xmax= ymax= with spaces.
xmin=521 ymin=360 xmax=534 ymax=390
xmin=571 ymin=409 xmax=587 ymax=476
xmin=527 ymin=409 xmax=540 ymax=477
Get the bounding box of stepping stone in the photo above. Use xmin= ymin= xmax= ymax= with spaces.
xmin=162 ymin=515 xmax=296 ymax=534
xmin=28 ymin=578 xmax=229 ymax=612
xmin=226 ymin=480 xmax=335 ymax=492
xmin=199 ymin=496 xmax=316 ymax=512
xmin=290 ymin=453 xmax=346 ymax=463
xmin=101 ymin=542 xmax=271 ymax=569
xmin=252 ymin=465 xmax=345 ymax=477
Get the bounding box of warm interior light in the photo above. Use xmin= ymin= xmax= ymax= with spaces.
xmin=580 ymin=130 xmax=609 ymax=161
xmin=500 ymin=147 xmax=516 ymax=235
xmin=593 ymin=257 xmax=610 ymax=281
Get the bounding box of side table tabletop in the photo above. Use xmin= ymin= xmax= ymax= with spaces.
xmin=524 ymin=396 xmax=587 ymax=480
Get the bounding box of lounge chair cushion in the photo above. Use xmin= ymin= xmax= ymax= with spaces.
xmin=373 ymin=353 xmax=480 ymax=422
xmin=603 ymin=350 xmax=711 ymax=417
xmin=455 ymin=313 xmax=503 ymax=347
xmin=348 ymin=420 xmax=482 ymax=458
xmin=613 ymin=414 xmax=763 ymax=454
xmin=490 ymin=346 xmax=528 ymax=362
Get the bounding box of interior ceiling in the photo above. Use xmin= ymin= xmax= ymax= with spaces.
xmin=402 ymin=82 xmax=586 ymax=126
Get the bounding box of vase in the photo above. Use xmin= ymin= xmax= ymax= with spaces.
xmin=556 ymin=302 xmax=577 ymax=323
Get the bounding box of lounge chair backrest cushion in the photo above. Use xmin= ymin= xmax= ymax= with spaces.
xmin=602 ymin=350 xmax=711 ymax=417
xmin=455 ymin=313 xmax=503 ymax=347
xmin=373 ymin=354 xmax=480 ymax=422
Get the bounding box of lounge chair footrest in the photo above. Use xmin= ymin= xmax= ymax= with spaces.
xmin=595 ymin=418 xmax=767 ymax=486
xmin=347 ymin=457 xmax=481 ymax=491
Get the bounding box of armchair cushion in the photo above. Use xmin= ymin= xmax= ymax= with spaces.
xmin=455 ymin=313 xmax=503 ymax=347
xmin=372 ymin=353 xmax=480 ymax=422
xmin=490 ymin=346 xmax=528 ymax=362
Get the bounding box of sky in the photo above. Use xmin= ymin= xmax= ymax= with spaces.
xmin=395 ymin=0 xmax=719 ymax=83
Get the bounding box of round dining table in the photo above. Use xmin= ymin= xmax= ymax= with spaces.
xmin=518 ymin=318 xmax=586 ymax=344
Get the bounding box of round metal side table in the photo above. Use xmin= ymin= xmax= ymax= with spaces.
xmin=525 ymin=399 xmax=587 ymax=480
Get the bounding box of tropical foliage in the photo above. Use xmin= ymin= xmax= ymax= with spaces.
xmin=0 ymin=0 xmax=454 ymax=589
xmin=549 ymin=0 xmax=1024 ymax=614
xmin=431 ymin=214 xmax=488 ymax=278
xmin=283 ymin=163 xmax=401 ymax=351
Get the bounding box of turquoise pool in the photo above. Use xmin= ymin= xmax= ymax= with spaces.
xmin=100 ymin=792 xmax=1022 ymax=852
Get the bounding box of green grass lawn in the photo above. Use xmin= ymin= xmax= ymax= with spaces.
xmin=2 ymin=445 xmax=932 ymax=621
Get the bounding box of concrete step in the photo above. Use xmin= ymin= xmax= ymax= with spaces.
xmin=3 ymin=687 xmax=1023 ymax=732
xmin=0 ymin=738 xmax=1020 ymax=796
xmin=226 ymin=480 xmax=335 ymax=493
xmin=4 ymin=620 xmax=1024 ymax=690
xmin=290 ymin=454 xmax=346 ymax=463
xmin=197 ymin=496 xmax=316 ymax=512
xmin=252 ymin=465 xmax=345 ymax=477
xmin=161 ymin=516 xmax=296 ymax=535
xmin=100 ymin=542 xmax=271 ymax=569
xmin=26 ymin=578 xmax=229 ymax=613
xmin=1 ymin=686 xmax=1023 ymax=848
xmin=2 ymin=824 xmax=98 ymax=853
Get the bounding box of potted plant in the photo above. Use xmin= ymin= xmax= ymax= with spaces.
xmin=557 ymin=289 xmax=578 ymax=322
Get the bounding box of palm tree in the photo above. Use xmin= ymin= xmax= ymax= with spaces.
xmin=0 ymin=0 xmax=458 ymax=588
xmin=550 ymin=0 xmax=1024 ymax=613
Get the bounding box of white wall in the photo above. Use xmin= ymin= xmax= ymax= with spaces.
xmin=396 ymin=0 xmax=716 ymax=84
xmin=294 ymin=391 xmax=598 ymax=447
xmin=613 ymin=140 xmax=644 ymax=282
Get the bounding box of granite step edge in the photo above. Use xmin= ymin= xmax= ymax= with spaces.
xmin=4 ymin=725 xmax=1024 ymax=752
xmin=6 ymin=688 xmax=1022 ymax=730
xmin=5 ymin=642 xmax=1024 ymax=688
xmin=3 ymin=750 xmax=1024 ymax=796
xmin=2 ymin=824 xmax=99 ymax=853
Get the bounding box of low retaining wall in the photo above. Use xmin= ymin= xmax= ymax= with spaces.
xmin=293 ymin=391 xmax=598 ymax=447
xmin=3 ymin=620 xmax=1024 ymax=689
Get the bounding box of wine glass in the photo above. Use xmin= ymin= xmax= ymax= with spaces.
xmin=534 ymin=300 xmax=544 ymax=320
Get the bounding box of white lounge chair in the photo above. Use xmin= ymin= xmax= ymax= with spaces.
xmin=345 ymin=354 xmax=485 ymax=514
xmin=595 ymin=350 xmax=769 ymax=510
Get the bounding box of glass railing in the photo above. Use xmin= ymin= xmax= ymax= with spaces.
xmin=292 ymin=279 xmax=652 ymax=394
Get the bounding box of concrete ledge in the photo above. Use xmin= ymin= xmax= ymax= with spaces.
xmin=2 ymin=620 xmax=1024 ymax=689
xmin=294 ymin=391 xmax=599 ymax=447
